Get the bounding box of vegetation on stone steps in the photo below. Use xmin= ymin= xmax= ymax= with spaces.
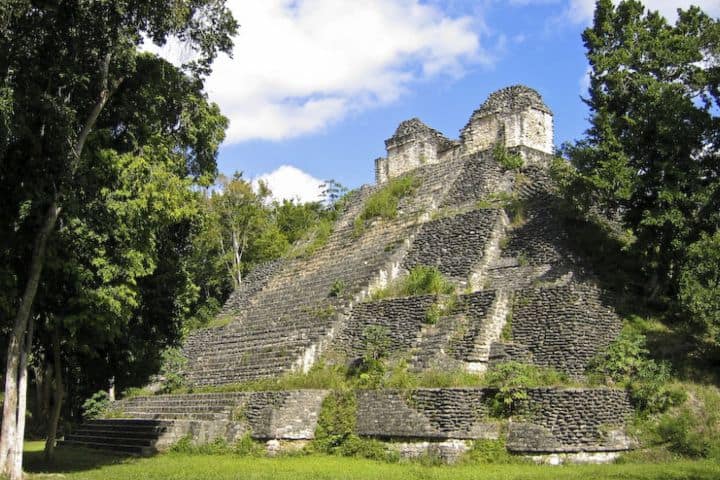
xmin=370 ymin=265 xmax=455 ymax=301
xmin=425 ymin=294 xmax=458 ymax=325
xmin=493 ymin=143 xmax=524 ymax=171
xmin=169 ymin=433 xmax=265 ymax=457
xmin=311 ymin=390 xmax=398 ymax=462
xmin=482 ymin=361 xmax=572 ymax=417
xmin=328 ymin=280 xmax=346 ymax=298
xmin=353 ymin=174 xmax=420 ymax=237
xmin=80 ymin=391 xmax=111 ymax=421
xmin=158 ymin=347 xmax=189 ymax=394
xmin=587 ymin=327 xmax=685 ymax=415
xmin=476 ymin=191 xmax=525 ymax=227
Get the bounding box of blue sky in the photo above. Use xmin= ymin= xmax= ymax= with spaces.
xmin=195 ymin=1 xmax=719 ymax=202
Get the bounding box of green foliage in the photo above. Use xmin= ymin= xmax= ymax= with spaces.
xmin=159 ymin=347 xmax=188 ymax=394
xmin=587 ymin=328 xmax=685 ymax=414
xmin=500 ymin=312 xmax=512 ymax=341
xmin=425 ymin=295 xmax=457 ymax=325
xmin=483 ymin=362 xmax=570 ymax=417
xmin=464 ymin=439 xmax=522 ymax=464
xmin=353 ymin=175 xmax=420 ymax=236
xmin=678 ymin=231 xmax=720 ymax=346
xmin=169 ymin=434 xmax=264 ymax=456
xmin=632 ymin=384 xmax=720 ymax=461
xmin=81 ymin=391 xmax=111 ymax=421
xmin=493 ymin=144 xmax=523 ymax=171
xmin=402 ymin=266 xmax=455 ymax=296
xmin=0 ymin=0 xmax=238 ymax=429
xmin=476 ymin=192 xmax=525 ymax=226
xmin=329 ymin=280 xmax=346 ymax=298
xmin=312 ymin=390 xmax=357 ymax=453
xmin=371 ymin=265 xmax=455 ymax=300
xmin=563 ymin=0 xmax=720 ymax=310
xmin=312 ymin=390 xmax=396 ymax=461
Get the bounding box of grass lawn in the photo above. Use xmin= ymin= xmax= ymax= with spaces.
xmin=22 ymin=441 xmax=720 ymax=480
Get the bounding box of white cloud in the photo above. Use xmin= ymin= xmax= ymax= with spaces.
xmin=564 ymin=0 xmax=720 ymax=23
xmin=196 ymin=0 xmax=484 ymax=143
xmin=500 ymin=1 xmax=719 ymax=24
xmin=251 ymin=165 xmax=324 ymax=204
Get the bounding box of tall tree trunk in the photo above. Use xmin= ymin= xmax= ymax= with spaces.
xmin=44 ymin=324 xmax=64 ymax=462
xmin=0 ymin=199 xmax=60 ymax=474
xmin=231 ymin=229 xmax=242 ymax=287
xmin=10 ymin=315 xmax=35 ymax=480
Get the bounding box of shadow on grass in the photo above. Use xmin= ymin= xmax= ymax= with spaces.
xmin=23 ymin=440 xmax=140 ymax=474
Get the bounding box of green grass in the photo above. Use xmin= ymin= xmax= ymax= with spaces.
xmin=22 ymin=441 xmax=720 ymax=480
xmin=370 ymin=265 xmax=454 ymax=301
xmin=353 ymin=175 xmax=420 ymax=237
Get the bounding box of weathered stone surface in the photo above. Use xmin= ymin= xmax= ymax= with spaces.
xmin=357 ymin=388 xmax=633 ymax=453
xmin=491 ymin=283 xmax=622 ymax=377
xmin=507 ymin=388 xmax=634 ymax=453
xmin=403 ymin=209 xmax=501 ymax=279
xmin=87 ymin=85 xmax=635 ymax=460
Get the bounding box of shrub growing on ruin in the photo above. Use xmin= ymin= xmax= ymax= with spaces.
xmin=493 ymin=143 xmax=523 ymax=171
xmin=81 ymin=391 xmax=111 ymax=420
xmin=353 ymin=175 xmax=420 ymax=236
xmin=370 ymin=265 xmax=455 ymax=300
xmin=587 ymin=328 xmax=685 ymax=414
xmin=483 ymin=361 xmax=569 ymax=417
xmin=159 ymin=347 xmax=189 ymax=393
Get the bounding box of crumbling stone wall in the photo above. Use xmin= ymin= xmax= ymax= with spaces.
xmin=376 ymin=118 xmax=457 ymax=184
xmin=337 ymin=295 xmax=438 ymax=358
xmin=491 ymin=283 xmax=622 ymax=376
xmin=460 ymin=85 xmax=553 ymax=157
xmin=508 ymin=388 xmax=633 ymax=452
xmin=445 ymin=291 xmax=499 ymax=361
xmin=356 ymin=389 xmax=497 ymax=439
xmin=356 ymin=388 xmax=632 ymax=453
xmin=403 ymin=209 xmax=501 ymax=279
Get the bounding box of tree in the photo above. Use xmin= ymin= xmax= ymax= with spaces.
xmin=0 ymin=1 xmax=236 ymax=477
xmin=563 ymin=1 xmax=720 ymax=307
xmin=678 ymin=231 xmax=720 ymax=346
xmin=196 ymin=174 xmax=287 ymax=290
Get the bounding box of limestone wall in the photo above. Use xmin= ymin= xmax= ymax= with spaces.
xmin=460 ymin=85 xmax=553 ymax=157
xmin=491 ymin=283 xmax=622 ymax=376
xmin=508 ymin=388 xmax=633 ymax=453
xmin=402 ymin=209 xmax=501 ymax=280
xmin=337 ymin=295 xmax=438 ymax=358
xmin=377 ymin=118 xmax=457 ymax=184
xmin=356 ymin=387 xmax=632 ymax=453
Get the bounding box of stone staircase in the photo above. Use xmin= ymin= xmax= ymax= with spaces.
xmin=59 ymin=393 xmax=246 ymax=455
xmin=59 ymin=419 xmax=173 ymax=455
xmin=59 ymin=391 xmax=329 ymax=455
xmin=183 ymin=154 xmax=471 ymax=386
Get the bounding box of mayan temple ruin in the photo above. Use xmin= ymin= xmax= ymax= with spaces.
xmin=60 ymin=85 xmax=635 ymax=463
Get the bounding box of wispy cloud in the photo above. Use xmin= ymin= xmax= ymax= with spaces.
xmin=189 ymin=0 xmax=488 ymax=143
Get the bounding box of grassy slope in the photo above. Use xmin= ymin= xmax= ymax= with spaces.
xmin=23 ymin=442 xmax=720 ymax=480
